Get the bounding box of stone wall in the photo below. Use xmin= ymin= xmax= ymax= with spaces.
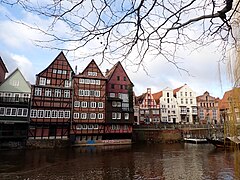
xmin=26 ymin=139 xmax=71 ymax=149
xmin=132 ymin=129 xmax=182 ymax=143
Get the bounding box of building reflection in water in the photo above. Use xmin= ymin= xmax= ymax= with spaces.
xmin=0 ymin=143 xmax=238 ymax=179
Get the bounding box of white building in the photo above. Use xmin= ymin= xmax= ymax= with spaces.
xmin=173 ymin=84 xmax=197 ymax=124
xmin=153 ymin=87 xmax=178 ymax=123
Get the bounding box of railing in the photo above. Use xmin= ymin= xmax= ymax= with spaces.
xmin=0 ymin=97 xmax=30 ymax=104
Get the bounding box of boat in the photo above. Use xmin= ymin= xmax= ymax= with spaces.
xmin=183 ymin=137 xmax=208 ymax=144
xmin=207 ymin=136 xmax=240 ymax=148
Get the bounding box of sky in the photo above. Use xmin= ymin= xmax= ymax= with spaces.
xmin=0 ymin=2 xmax=233 ymax=98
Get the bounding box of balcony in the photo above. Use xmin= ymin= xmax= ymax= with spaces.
xmin=0 ymin=97 xmax=30 ymax=106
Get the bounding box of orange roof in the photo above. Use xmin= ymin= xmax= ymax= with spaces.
xmin=173 ymin=84 xmax=185 ymax=95
xmin=219 ymin=88 xmax=240 ymax=110
xmin=152 ymin=91 xmax=162 ymax=104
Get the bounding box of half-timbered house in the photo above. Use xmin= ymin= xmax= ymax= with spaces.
xmin=71 ymin=60 xmax=107 ymax=144
xmin=29 ymin=52 xmax=74 ymax=139
xmin=0 ymin=68 xmax=31 ymax=146
xmin=105 ymin=62 xmax=134 ymax=141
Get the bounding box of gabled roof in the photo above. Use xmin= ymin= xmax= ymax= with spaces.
xmin=136 ymin=93 xmax=147 ymax=105
xmin=152 ymin=91 xmax=162 ymax=104
xmin=173 ymin=84 xmax=185 ymax=95
xmin=38 ymin=51 xmax=74 ymax=76
xmin=0 ymin=56 xmax=8 ymax=73
xmin=219 ymin=88 xmax=240 ymax=110
xmin=105 ymin=61 xmax=133 ymax=85
xmin=79 ymin=59 xmax=105 ymax=78
xmin=0 ymin=68 xmax=31 ymax=93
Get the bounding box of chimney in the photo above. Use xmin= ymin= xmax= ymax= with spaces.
xmin=75 ymin=65 xmax=77 ymax=74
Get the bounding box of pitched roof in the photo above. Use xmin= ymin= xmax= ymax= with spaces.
xmin=173 ymin=84 xmax=185 ymax=95
xmin=219 ymin=88 xmax=240 ymax=110
xmin=105 ymin=61 xmax=133 ymax=85
xmin=152 ymin=91 xmax=162 ymax=104
xmin=0 ymin=56 xmax=8 ymax=73
xmin=37 ymin=51 xmax=74 ymax=76
xmin=79 ymin=59 xmax=105 ymax=78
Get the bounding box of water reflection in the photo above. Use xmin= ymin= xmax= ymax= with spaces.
xmin=0 ymin=143 xmax=239 ymax=180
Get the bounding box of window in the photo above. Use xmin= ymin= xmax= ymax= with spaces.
xmin=110 ymin=93 xmax=115 ymax=97
xmin=30 ymin=109 xmax=37 ymax=118
xmin=185 ymin=99 xmax=188 ymax=104
xmin=38 ymin=110 xmax=44 ymax=118
xmin=90 ymin=102 xmax=96 ymax=108
xmin=74 ymin=101 xmax=80 ymax=107
xmin=74 ymin=113 xmax=79 ymax=119
xmin=95 ymin=91 xmax=100 ymax=97
xmin=88 ymin=124 xmax=93 ymax=129
xmin=51 ymin=110 xmax=58 ymax=118
xmin=39 ymin=77 xmax=46 ymax=85
xmin=45 ymin=89 xmax=52 ymax=97
xmin=94 ymin=124 xmax=99 ymax=129
xmin=11 ymin=108 xmax=17 ymax=116
xmin=117 ymin=113 xmax=121 ymax=119
xmin=90 ymin=113 xmax=96 ymax=119
xmin=64 ymin=90 xmax=70 ymax=98
xmin=181 ymin=99 xmax=183 ymax=104
xmin=111 ymin=84 xmax=115 ymax=89
xmin=62 ymin=70 xmax=67 ymax=74
xmin=98 ymin=102 xmax=103 ymax=108
xmin=125 ymin=85 xmax=128 ymax=90
xmin=112 ymin=113 xmax=116 ymax=119
xmin=81 ymin=113 xmax=87 ymax=119
xmin=124 ymin=113 xmax=129 ymax=120
xmin=98 ymin=113 xmax=103 ymax=119
xmin=55 ymin=89 xmax=61 ymax=97
xmin=190 ymin=99 xmax=193 ymax=104
xmin=5 ymin=108 xmax=11 ymax=116
xmin=46 ymin=79 xmax=51 ymax=85
xmin=124 ymin=77 xmax=126 ymax=81
xmin=112 ymin=101 xmax=117 ymax=107
xmin=185 ymin=92 xmax=187 ymax=96
xmin=85 ymin=79 xmax=90 ymax=84
xmin=88 ymin=71 xmax=97 ymax=76
xmin=90 ymin=79 xmax=95 ymax=84
xmin=57 ymin=69 xmax=62 ymax=74
xmin=79 ymin=79 xmax=85 ymax=84
xmin=85 ymin=90 xmax=90 ymax=96
xmin=11 ymin=80 xmax=19 ymax=86
xmin=0 ymin=107 xmax=5 ymax=116
xmin=76 ymin=124 xmax=82 ymax=130
xmin=64 ymin=111 xmax=70 ymax=118
xmin=82 ymin=124 xmax=87 ymax=129
xmin=190 ymin=92 xmax=192 ymax=97
xmin=81 ymin=101 xmax=88 ymax=108
xmin=79 ymin=89 xmax=84 ymax=96
xmin=53 ymin=69 xmax=57 ymax=73
xmin=96 ymin=80 xmax=100 ymax=85
xmin=35 ymin=88 xmax=42 ymax=96
xmin=120 ymin=85 xmax=123 ymax=89
xmin=180 ymin=92 xmax=183 ymax=96
xmin=45 ymin=110 xmax=51 ymax=118
xmin=90 ymin=90 xmax=95 ymax=96
xmin=17 ymin=108 xmax=23 ymax=116
xmin=58 ymin=111 xmax=64 ymax=118
xmin=117 ymin=76 xmax=120 ymax=81
xmin=65 ymin=80 xmax=70 ymax=87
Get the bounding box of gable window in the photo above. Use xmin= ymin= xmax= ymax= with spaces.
xmin=35 ymin=88 xmax=42 ymax=96
xmin=117 ymin=76 xmax=120 ymax=81
xmin=11 ymin=80 xmax=19 ymax=87
xmin=96 ymin=80 xmax=100 ymax=85
xmin=65 ymin=80 xmax=71 ymax=87
xmin=62 ymin=70 xmax=67 ymax=74
xmin=90 ymin=79 xmax=95 ymax=84
xmin=79 ymin=89 xmax=84 ymax=96
xmin=124 ymin=77 xmax=126 ymax=81
xmin=111 ymin=84 xmax=115 ymax=89
xmin=39 ymin=77 xmax=46 ymax=85
xmin=85 ymin=79 xmax=90 ymax=84
xmin=46 ymin=79 xmax=51 ymax=85
xmin=53 ymin=69 xmax=57 ymax=73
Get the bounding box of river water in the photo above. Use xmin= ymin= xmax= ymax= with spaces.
xmin=0 ymin=143 xmax=239 ymax=180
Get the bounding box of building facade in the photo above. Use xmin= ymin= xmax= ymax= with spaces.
xmin=71 ymin=60 xmax=107 ymax=143
xmin=174 ymin=84 xmax=198 ymax=124
xmin=153 ymin=87 xmax=178 ymax=124
xmin=197 ymin=91 xmax=220 ymax=124
xmin=29 ymin=52 xmax=74 ymax=139
xmin=137 ymin=88 xmax=160 ymax=124
xmin=105 ymin=62 xmax=134 ymax=140
xmin=0 ymin=68 xmax=31 ymax=143
xmin=0 ymin=57 xmax=8 ymax=84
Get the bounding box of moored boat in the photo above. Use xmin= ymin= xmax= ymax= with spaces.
xmin=207 ymin=136 xmax=240 ymax=148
